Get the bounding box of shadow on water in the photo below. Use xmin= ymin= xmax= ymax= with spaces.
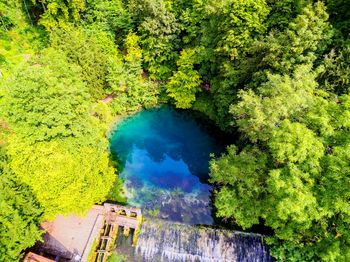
xmin=109 ymin=106 xmax=233 ymax=177
xmin=175 ymin=107 xmax=238 ymax=147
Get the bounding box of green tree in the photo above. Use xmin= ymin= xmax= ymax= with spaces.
xmin=6 ymin=137 xmax=115 ymax=219
xmin=50 ymin=25 xmax=119 ymax=98
xmin=129 ymin=0 xmax=181 ymax=79
xmin=179 ymin=0 xmax=270 ymax=128
xmin=0 ymin=0 xmax=48 ymax=75
xmin=166 ymin=48 xmax=201 ymax=109
xmin=210 ymin=145 xmax=268 ymax=227
xmin=124 ymin=31 xmax=143 ymax=75
xmin=209 ymin=0 xmax=270 ymax=61
xmin=245 ymin=1 xmax=331 ymax=85
xmin=210 ymin=65 xmax=350 ymax=261
xmin=180 ymin=0 xmax=270 ymax=78
xmin=107 ymin=31 xmax=158 ymax=114
xmin=0 ymin=148 xmax=43 ymax=261
xmin=1 ymin=50 xmax=115 ymax=218
xmin=31 ymin=0 xmax=85 ymax=29
xmin=265 ymin=0 xmax=311 ymax=29
xmin=232 ymin=64 xmax=318 ymax=142
xmin=318 ymin=47 xmax=350 ymax=94
xmin=83 ymin=0 xmax=132 ymax=40
xmin=203 ymin=2 xmax=331 ymax=130
xmin=325 ymin=0 xmax=350 ymax=40
xmin=0 ymin=120 xmax=8 ymax=145
xmin=2 ymin=49 xmax=93 ymax=142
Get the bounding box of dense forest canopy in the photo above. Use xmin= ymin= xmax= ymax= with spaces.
xmin=0 ymin=0 xmax=349 ymax=261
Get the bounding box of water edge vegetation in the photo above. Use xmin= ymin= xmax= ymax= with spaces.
xmin=0 ymin=0 xmax=350 ymax=261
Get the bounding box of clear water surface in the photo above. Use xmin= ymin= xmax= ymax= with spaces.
xmin=109 ymin=107 xmax=222 ymax=225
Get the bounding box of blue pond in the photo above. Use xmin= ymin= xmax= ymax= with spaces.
xmin=109 ymin=107 xmax=222 ymax=225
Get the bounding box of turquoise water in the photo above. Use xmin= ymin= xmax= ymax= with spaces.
xmin=109 ymin=107 xmax=222 ymax=225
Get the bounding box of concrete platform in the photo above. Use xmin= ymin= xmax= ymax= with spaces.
xmin=36 ymin=204 xmax=142 ymax=262
xmin=39 ymin=206 xmax=105 ymax=261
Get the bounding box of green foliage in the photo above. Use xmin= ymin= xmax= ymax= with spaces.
xmin=210 ymin=145 xmax=268 ymax=228
xmin=50 ymin=25 xmax=118 ymax=98
xmin=2 ymin=49 xmax=92 ymax=142
xmin=0 ymin=0 xmax=24 ymax=32
xmin=0 ymin=120 xmax=8 ymax=145
xmin=166 ymin=48 xmax=201 ymax=109
xmin=205 ymin=1 xmax=332 ymax=130
xmin=211 ymin=64 xmax=350 ymax=260
xmin=83 ymin=0 xmax=132 ymax=39
xmin=6 ymin=137 xmax=115 ymax=219
xmin=266 ymin=0 xmax=310 ymax=29
xmin=129 ymin=0 xmax=181 ymax=79
xmin=107 ymin=31 xmax=158 ymax=114
xmin=107 ymin=252 xmax=127 ymax=262
xmin=107 ymin=176 xmax=126 ymax=204
xmin=181 ymin=0 xmax=270 ymax=75
xmin=325 ymin=0 xmax=350 ymax=40
xmin=208 ymin=0 xmax=270 ymax=61
xmin=0 ymin=150 xmax=43 ymax=262
xmin=1 ymin=50 xmax=115 ymax=219
xmin=91 ymin=102 xmax=114 ymax=128
xmin=2 ymin=0 xmax=350 ymax=261
xmin=31 ymin=0 xmax=86 ymax=29
xmin=124 ymin=31 xmax=143 ymax=74
xmin=269 ymin=120 xmax=324 ymax=165
xmin=176 ymin=0 xmax=270 ymax=128
xmin=0 ymin=0 xmax=48 ymax=74
xmin=318 ymin=47 xmax=350 ymax=94
xmin=245 ymin=1 xmax=331 ymax=86
xmin=232 ymin=64 xmax=318 ymax=142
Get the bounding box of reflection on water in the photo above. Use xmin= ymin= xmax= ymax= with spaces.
xmin=109 ymin=107 xmax=222 ymax=225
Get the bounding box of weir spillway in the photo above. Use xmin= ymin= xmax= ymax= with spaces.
xmin=134 ymin=219 xmax=273 ymax=262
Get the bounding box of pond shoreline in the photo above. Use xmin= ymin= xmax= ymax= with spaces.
xmin=107 ymin=106 xmax=225 ymax=225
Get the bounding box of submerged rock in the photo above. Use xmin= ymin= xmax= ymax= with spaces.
xmin=142 ymin=189 xmax=213 ymax=224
